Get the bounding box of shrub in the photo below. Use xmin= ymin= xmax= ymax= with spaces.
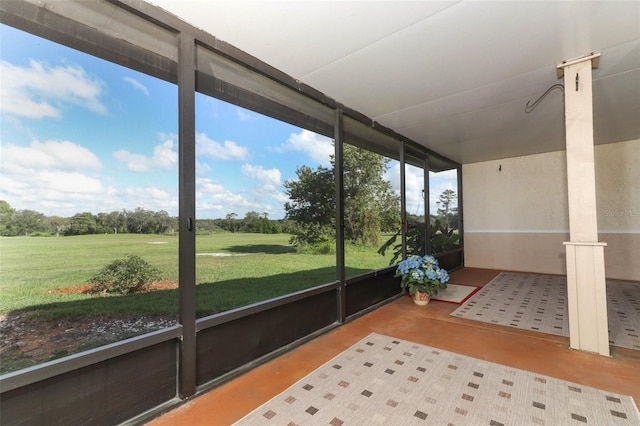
xmin=378 ymin=218 xmax=459 ymax=265
xmin=88 ymin=254 xmax=161 ymax=295
xmin=296 ymin=239 xmax=336 ymax=255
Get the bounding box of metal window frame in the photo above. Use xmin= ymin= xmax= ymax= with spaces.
xmin=0 ymin=0 xmax=463 ymax=420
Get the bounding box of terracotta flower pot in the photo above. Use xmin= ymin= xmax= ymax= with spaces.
xmin=412 ymin=291 xmax=431 ymax=306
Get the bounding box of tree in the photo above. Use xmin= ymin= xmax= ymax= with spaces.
xmin=284 ymin=165 xmax=335 ymax=245
xmin=95 ymin=212 xmax=110 ymax=233
xmin=125 ymin=208 xmax=155 ymax=233
xmin=379 ymin=190 xmax=402 ymax=233
xmin=283 ymin=144 xmax=400 ymax=247
xmin=45 ymin=216 xmax=68 ymax=237
xmin=244 ymin=211 xmax=261 ymax=220
xmin=66 ymin=212 xmax=98 ymax=235
xmin=219 ymin=212 xmax=240 ymax=232
xmin=436 ymin=189 xmax=458 ymax=229
xmin=196 ymin=218 xmax=219 ymax=234
xmin=105 ymin=211 xmax=127 ymax=234
xmin=152 ymin=210 xmax=173 ymax=234
xmin=0 ymin=200 xmax=16 ymax=236
xmin=342 ymin=146 xmax=399 ymax=245
xmin=13 ymin=209 xmax=47 ymax=236
xmin=243 ymin=211 xmax=260 ymax=233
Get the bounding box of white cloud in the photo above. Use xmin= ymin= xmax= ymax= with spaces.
xmin=0 ymin=138 xmax=108 ymax=215
xmin=0 ymin=140 xmax=179 ymax=217
xmin=194 ymin=176 xmax=291 ymax=219
xmin=113 ymin=137 xmax=177 ymax=172
xmin=196 ymin=160 xmax=212 ymax=176
xmin=431 ymin=169 xmax=458 ymax=180
xmin=112 ymin=151 xmax=149 ymax=172
xmin=196 ymin=178 xmax=226 ymax=195
xmin=0 ymin=166 xmax=104 ymax=215
xmin=151 ymin=140 xmax=178 ymax=169
xmin=235 ymin=108 xmax=254 ymax=121
xmin=28 ymin=184 xmax=179 ymax=216
xmin=404 ymin=164 xmax=425 ymax=216
xmin=1 ymin=140 xmax=102 ymax=170
xmin=78 ymin=184 xmax=178 ymax=215
xmin=196 ymin=132 xmax=248 ymax=160
xmin=0 ymin=59 xmax=106 ymax=118
xmin=239 ymin=164 xmax=290 ymax=217
xmin=123 ymin=76 xmax=149 ymax=96
xmin=386 ymin=163 xmax=401 ymax=194
xmin=279 ymin=129 xmax=333 ymax=166
xmin=40 ymin=170 xmax=103 ymax=194
xmin=241 ymin=163 xmax=281 ymax=187
xmin=272 ymin=191 xmax=290 ymax=204
xmin=119 ymin=186 xmax=176 ymax=211
xmin=196 ymin=177 xmax=257 ymax=216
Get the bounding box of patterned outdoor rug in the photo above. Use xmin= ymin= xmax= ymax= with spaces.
xmin=451 ymin=272 xmax=640 ymax=351
xmin=431 ymin=284 xmax=480 ymax=304
xmin=234 ymin=333 xmax=640 ymax=425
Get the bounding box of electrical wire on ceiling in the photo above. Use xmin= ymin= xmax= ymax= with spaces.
xmin=524 ymin=83 xmax=564 ymax=113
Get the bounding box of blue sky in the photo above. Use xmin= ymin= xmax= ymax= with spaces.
xmin=0 ymin=24 xmax=456 ymax=220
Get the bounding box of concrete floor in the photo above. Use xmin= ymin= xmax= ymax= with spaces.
xmin=149 ymin=268 xmax=640 ymax=425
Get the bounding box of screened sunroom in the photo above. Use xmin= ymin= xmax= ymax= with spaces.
xmin=0 ymin=1 xmax=638 ymax=425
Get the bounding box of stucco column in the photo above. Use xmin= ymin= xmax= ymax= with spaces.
xmin=558 ymin=53 xmax=609 ymax=356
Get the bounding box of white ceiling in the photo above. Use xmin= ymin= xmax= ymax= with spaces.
xmin=148 ymin=0 xmax=640 ymax=164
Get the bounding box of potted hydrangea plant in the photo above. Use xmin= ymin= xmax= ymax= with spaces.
xmin=395 ymin=254 xmax=449 ymax=305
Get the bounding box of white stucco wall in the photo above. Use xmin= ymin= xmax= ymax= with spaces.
xmin=463 ymin=139 xmax=639 ymax=280
xmin=595 ymin=140 xmax=640 ymax=231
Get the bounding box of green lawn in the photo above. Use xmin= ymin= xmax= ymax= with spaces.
xmin=0 ymin=233 xmax=393 ymax=319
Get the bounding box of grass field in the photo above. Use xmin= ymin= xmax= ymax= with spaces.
xmin=0 ymin=233 xmax=393 ymax=319
xmin=0 ymin=233 xmax=394 ymax=373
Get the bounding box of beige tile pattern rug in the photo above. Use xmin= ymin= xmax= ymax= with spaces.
xmin=234 ymin=333 xmax=640 ymax=425
xmin=451 ymin=272 xmax=640 ymax=351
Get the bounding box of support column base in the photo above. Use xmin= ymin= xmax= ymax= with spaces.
xmin=564 ymin=241 xmax=609 ymax=356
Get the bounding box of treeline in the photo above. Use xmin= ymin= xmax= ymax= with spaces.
xmin=197 ymin=212 xmax=296 ymax=235
xmin=0 ymin=201 xmax=178 ymax=237
xmin=0 ymin=201 xmax=290 ymax=237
